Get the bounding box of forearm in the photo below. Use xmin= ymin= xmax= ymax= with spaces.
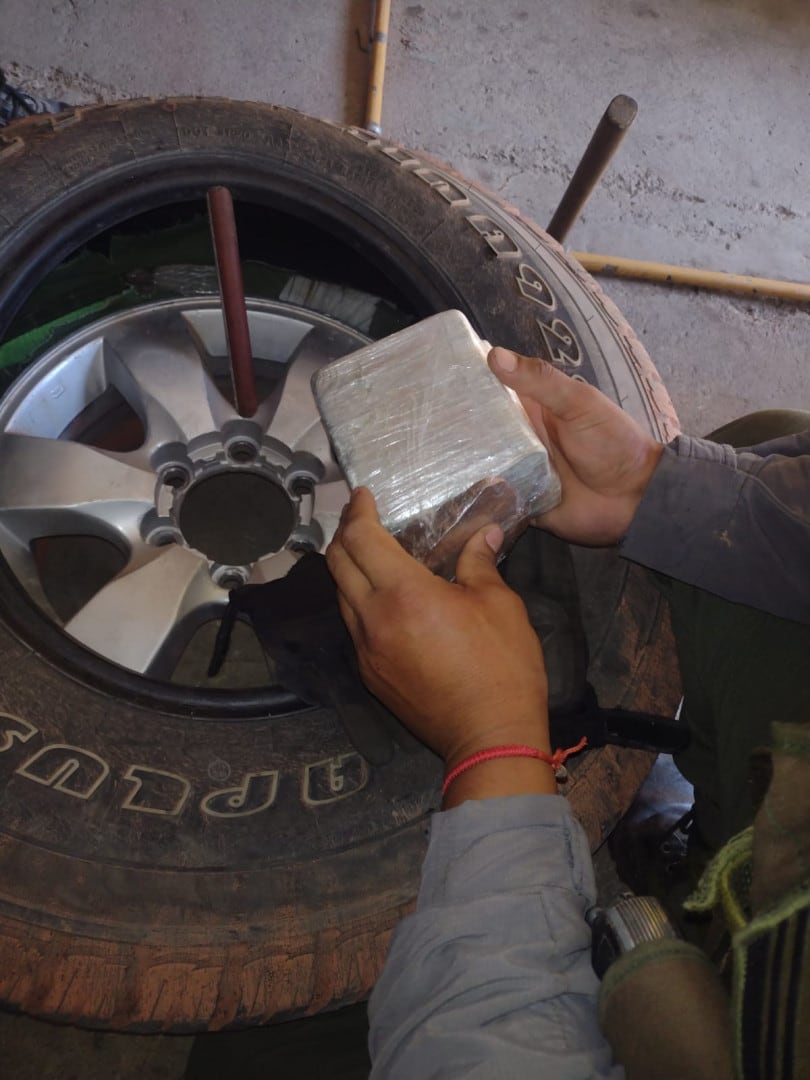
xmin=368 ymin=796 xmax=621 ymax=1079
xmin=621 ymin=432 xmax=810 ymax=625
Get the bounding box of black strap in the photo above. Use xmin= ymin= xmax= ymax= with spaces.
xmin=550 ymin=683 xmax=690 ymax=755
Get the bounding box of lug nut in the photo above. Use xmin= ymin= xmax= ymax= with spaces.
xmin=291 ymin=476 xmax=315 ymax=498
xmin=162 ymin=466 xmax=190 ymax=490
xmin=290 ymin=538 xmax=319 ymax=554
xmin=219 ymin=573 xmax=244 ymax=591
xmin=228 ymin=440 xmax=258 ymax=463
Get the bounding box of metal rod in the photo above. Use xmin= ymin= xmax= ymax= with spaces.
xmin=572 ymin=250 xmax=810 ymax=303
xmin=547 ymin=94 xmax=638 ymax=244
xmin=365 ymin=0 xmax=391 ymax=135
xmin=206 ymin=185 xmax=258 ymax=418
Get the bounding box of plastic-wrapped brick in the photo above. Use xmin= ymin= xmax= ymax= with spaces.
xmin=312 ymin=310 xmax=560 ymax=577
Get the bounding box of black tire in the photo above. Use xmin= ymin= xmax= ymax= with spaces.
xmin=0 ymin=99 xmax=680 ymax=1031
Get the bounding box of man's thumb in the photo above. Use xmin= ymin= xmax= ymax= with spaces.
xmin=488 ymin=346 xmax=583 ymax=419
xmin=455 ymin=524 xmax=504 ymax=586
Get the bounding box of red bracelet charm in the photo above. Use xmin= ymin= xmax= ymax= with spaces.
xmin=441 ymin=737 xmax=588 ymax=798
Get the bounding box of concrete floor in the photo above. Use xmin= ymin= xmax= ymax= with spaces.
xmin=2 ymin=0 xmax=808 ymax=1075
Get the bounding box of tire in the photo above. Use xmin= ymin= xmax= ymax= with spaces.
xmin=0 ymin=99 xmax=681 ymax=1031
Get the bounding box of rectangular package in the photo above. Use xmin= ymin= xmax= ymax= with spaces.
xmin=312 ymin=310 xmax=560 ymax=576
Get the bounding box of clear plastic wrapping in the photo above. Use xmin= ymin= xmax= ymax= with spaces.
xmin=312 ymin=310 xmax=561 ymax=577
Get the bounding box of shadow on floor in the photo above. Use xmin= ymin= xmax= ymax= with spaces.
xmin=185 ymin=1003 xmax=370 ymax=1080
xmin=0 ymin=1010 xmax=192 ymax=1080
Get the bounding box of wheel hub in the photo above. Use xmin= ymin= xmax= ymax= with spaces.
xmin=178 ymin=471 xmax=297 ymax=566
xmin=145 ymin=417 xmax=325 ymax=584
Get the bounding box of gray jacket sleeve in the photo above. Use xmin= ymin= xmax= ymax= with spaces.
xmin=367 ymin=795 xmax=622 ymax=1079
xmin=621 ymin=430 xmax=810 ymax=625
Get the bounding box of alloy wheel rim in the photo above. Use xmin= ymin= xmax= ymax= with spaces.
xmin=0 ymin=297 xmax=364 ymax=681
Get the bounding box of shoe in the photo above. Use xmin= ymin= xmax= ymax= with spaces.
xmin=0 ymin=69 xmax=68 ymax=128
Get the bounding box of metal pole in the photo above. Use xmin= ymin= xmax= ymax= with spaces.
xmin=547 ymin=94 xmax=638 ymax=244
xmin=365 ymin=0 xmax=392 ymax=135
xmin=206 ymin=186 xmax=258 ymax=418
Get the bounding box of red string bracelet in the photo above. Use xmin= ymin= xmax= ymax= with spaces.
xmin=441 ymin=737 xmax=588 ymax=798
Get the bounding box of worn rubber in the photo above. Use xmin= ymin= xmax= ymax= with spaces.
xmin=0 ymin=99 xmax=681 ymax=1031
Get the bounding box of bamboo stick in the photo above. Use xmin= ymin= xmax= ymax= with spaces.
xmin=365 ymin=0 xmax=391 ymax=135
xmin=572 ymin=251 xmax=810 ymax=303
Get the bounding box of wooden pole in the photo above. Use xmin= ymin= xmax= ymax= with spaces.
xmin=365 ymin=0 xmax=392 ymax=135
xmin=572 ymin=251 xmax=810 ymax=304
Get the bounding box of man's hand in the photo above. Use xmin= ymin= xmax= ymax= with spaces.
xmin=489 ymin=348 xmax=665 ymax=546
xmin=326 ymin=488 xmax=552 ymax=781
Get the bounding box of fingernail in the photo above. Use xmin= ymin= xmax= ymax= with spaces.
xmin=493 ymin=349 xmax=518 ymax=372
xmin=484 ymin=525 xmax=504 ymax=553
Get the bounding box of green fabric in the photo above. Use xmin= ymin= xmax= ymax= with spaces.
xmin=733 ymin=887 xmax=810 ymax=1079
xmin=683 ymin=827 xmax=753 ymax=933
xmin=675 ymin=826 xmax=810 ymax=1079
xmin=709 ymin=410 xmax=810 ymax=447
xmin=735 ymin=720 xmax=810 ymax=1077
xmin=0 ymin=290 xmax=140 ymax=371
xmin=677 ymin=717 xmax=810 ymax=1078
xmin=4 ymin=216 xmax=216 ymax=340
xmin=0 ymin=207 xmax=408 ymax=391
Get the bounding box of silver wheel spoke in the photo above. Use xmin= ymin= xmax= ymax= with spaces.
xmin=65 ymin=545 xmax=222 ymax=675
xmin=105 ymin=311 xmax=237 ymax=449
xmin=249 ymin=548 xmax=299 ymax=584
xmin=265 ymin=327 xmax=345 ymax=450
xmin=313 ymin=479 xmax=350 ymax=543
xmin=293 ymin=420 xmax=340 ymax=478
xmin=0 ymin=434 xmax=156 ymax=546
xmin=0 ymin=521 xmax=60 ymax=619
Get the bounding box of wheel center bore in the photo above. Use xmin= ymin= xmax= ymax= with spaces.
xmin=178 ymin=471 xmax=297 ymax=565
